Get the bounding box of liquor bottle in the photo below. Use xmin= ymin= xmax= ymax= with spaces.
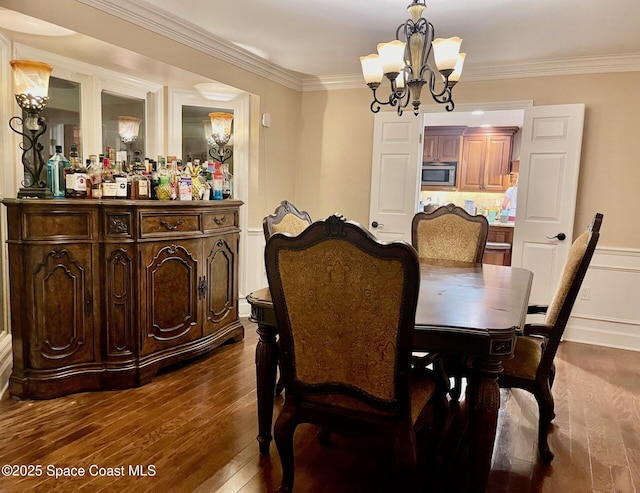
xmin=113 ymin=160 xmax=128 ymax=199
xmin=65 ymin=149 xmax=88 ymax=199
xmin=150 ymin=160 xmax=159 ymax=200
xmin=212 ymin=162 xmax=224 ymax=200
xmin=87 ymin=155 xmax=103 ymax=199
xmin=130 ymin=162 xmax=150 ymax=199
xmin=47 ymin=145 xmax=69 ymax=198
xmin=222 ymin=163 xmax=232 ymax=199
xmin=101 ymin=158 xmax=118 ymax=199
xmin=69 ymin=144 xmax=81 ymax=168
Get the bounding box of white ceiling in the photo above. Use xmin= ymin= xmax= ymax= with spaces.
xmin=1 ymin=0 xmax=639 ymax=91
xmin=138 ymin=0 xmax=640 ymax=78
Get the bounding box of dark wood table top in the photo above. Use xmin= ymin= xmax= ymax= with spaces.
xmin=412 ymin=260 xmax=533 ymax=357
xmin=248 ymin=260 xmax=533 ymax=343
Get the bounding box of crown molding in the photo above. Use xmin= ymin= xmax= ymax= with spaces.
xmin=77 ymin=0 xmax=303 ymax=91
xmin=303 ymin=53 xmax=640 ymax=91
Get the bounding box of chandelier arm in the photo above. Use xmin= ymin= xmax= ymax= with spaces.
xmin=367 ymin=84 xmax=401 ymax=113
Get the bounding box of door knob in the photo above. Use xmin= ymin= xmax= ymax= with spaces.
xmin=547 ymin=232 xmax=566 ymax=241
xmin=371 ymin=221 xmax=383 ymax=228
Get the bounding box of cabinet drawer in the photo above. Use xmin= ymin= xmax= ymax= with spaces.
xmin=140 ymin=213 xmax=201 ymax=237
xmin=24 ymin=210 xmax=94 ymax=240
xmin=203 ymin=211 xmax=237 ymax=231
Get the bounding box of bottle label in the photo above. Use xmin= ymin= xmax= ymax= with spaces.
xmin=178 ymin=177 xmax=192 ymax=201
xmin=115 ymin=177 xmax=127 ymax=198
xmin=138 ymin=180 xmax=149 ymax=198
xmin=66 ymin=173 xmax=88 ymax=193
xmin=102 ymin=182 xmax=118 ymax=198
xmin=76 ymin=173 xmax=87 ymax=192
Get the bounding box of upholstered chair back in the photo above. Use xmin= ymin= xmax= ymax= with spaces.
xmin=266 ymin=214 xmax=419 ymax=411
xmin=539 ymin=213 xmax=603 ymax=364
xmin=411 ymin=203 xmax=489 ymax=263
xmin=263 ymin=200 xmax=312 ymax=239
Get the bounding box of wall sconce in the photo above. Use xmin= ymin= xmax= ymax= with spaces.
xmin=9 ymin=59 xmax=53 ymax=198
xmin=118 ymin=115 xmax=141 ymax=144
xmin=207 ymin=112 xmax=233 ymax=164
xmin=118 ymin=116 xmax=141 ymax=164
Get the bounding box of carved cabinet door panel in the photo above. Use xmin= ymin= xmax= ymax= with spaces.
xmin=103 ymin=244 xmax=136 ymax=359
xmin=139 ymin=239 xmax=202 ymax=355
xmin=25 ymin=244 xmax=97 ymax=369
xmin=202 ymin=233 xmax=238 ymax=336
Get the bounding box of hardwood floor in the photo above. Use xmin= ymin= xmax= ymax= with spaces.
xmin=1 ymin=319 xmax=639 ymax=493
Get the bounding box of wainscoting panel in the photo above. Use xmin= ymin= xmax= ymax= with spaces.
xmin=564 ymin=247 xmax=640 ymax=351
xmin=239 ymin=228 xmax=267 ymax=318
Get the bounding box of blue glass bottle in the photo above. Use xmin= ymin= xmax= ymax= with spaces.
xmin=47 ymin=145 xmax=70 ymax=198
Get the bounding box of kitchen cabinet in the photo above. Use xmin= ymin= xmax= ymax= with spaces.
xmin=2 ymin=198 xmax=244 ymax=399
xmin=423 ymin=126 xmax=465 ymax=162
xmin=459 ymin=127 xmax=518 ymax=192
xmin=483 ymin=224 xmax=515 ymax=266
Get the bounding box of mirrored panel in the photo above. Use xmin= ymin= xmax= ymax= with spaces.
xmin=182 ymin=105 xmax=233 ymax=169
xmin=40 ymin=76 xmax=81 ymax=161
xmin=101 ymin=91 xmax=145 ymax=163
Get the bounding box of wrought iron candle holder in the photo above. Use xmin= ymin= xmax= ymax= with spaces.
xmin=9 ymin=60 xmax=53 ymax=198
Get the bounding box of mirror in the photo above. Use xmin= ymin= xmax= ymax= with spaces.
xmin=182 ymin=105 xmax=233 ymax=168
xmin=38 ymin=76 xmax=81 ymax=162
xmin=101 ymin=91 xmax=145 ymax=163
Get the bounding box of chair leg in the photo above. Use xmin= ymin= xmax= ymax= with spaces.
xmin=275 ymin=339 xmax=285 ymax=395
xmin=275 ymin=371 xmax=284 ymax=395
xmin=394 ymin=426 xmax=419 ymax=493
xmin=536 ymin=382 xmax=555 ymax=464
xmin=274 ymin=408 xmax=297 ymax=493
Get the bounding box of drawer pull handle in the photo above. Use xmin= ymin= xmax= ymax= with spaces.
xmin=214 ymin=216 xmax=227 ymax=226
xmin=159 ymin=219 xmax=183 ymax=231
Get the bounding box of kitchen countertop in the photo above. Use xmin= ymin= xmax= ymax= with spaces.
xmin=488 ymin=221 xmax=515 ymax=227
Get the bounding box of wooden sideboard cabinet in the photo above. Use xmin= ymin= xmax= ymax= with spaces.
xmin=2 ymin=198 xmax=244 ymax=399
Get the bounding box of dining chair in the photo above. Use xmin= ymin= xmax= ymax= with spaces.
xmin=499 ymin=212 xmax=603 ymax=464
xmin=411 ymin=203 xmax=489 ymax=397
xmin=263 ymin=199 xmax=312 ymax=239
xmin=411 ymin=203 xmax=489 ymax=264
xmin=265 ymin=213 xmax=443 ymax=493
xmin=263 ymin=200 xmax=312 ymax=395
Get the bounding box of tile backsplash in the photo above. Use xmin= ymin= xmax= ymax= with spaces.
xmin=419 ymin=191 xmax=504 ymax=215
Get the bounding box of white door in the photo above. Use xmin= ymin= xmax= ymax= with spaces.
xmin=368 ymin=112 xmax=421 ymax=242
xmin=511 ymin=104 xmax=585 ymax=304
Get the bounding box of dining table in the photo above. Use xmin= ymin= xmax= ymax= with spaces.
xmin=246 ymin=259 xmax=533 ymax=493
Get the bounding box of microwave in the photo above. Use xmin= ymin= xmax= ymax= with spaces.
xmin=421 ymin=162 xmax=457 ymax=187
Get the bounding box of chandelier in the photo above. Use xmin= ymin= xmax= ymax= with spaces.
xmin=360 ymin=0 xmax=465 ymax=116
